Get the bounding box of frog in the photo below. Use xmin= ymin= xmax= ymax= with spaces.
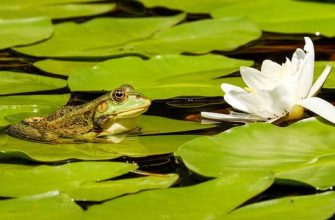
xmin=7 ymin=85 xmax=151 ymax=144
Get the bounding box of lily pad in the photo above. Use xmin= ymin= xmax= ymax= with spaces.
xmin=14 ymin=14 xmax=186 ymax=58
xmin=0 ymin=71 xmax=67 ymax=95
xmin=0 ymin=133 xmax=198 ymax=162
xmin=211 ymin=0 xmax=335 ymax=37
xmin=34 ymin=59 xmax=97 ymax=76
xmin=0 ymin=17 xmax=53 ymax=50
xmin=0 ymin=94 xmax=70 ymax=127
xmin=0 ymin=1 xmax=115 ymax=19
xmin=0 ymin=191 xmax=83 ymax=220
xmin=84 ymin=171 xmax=274 ymax=220
xmin=15 ymin=16 xmax=261 ymax=58
xmin=140 ymin=115 xmax=215 ymax=134
xmin=139 ymin=0 xmax=228 ymax=13
xmin=68 ymin=54 xmax=250 ymax=99
xmin=223 ymin=192 xmax=335 ymax=220
xmin=0 ymin=162 xmax=178 ymax=201
xmin=175 ymin=118 xmax=335 ymax=189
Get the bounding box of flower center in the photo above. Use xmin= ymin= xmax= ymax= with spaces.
xmin=286 ymin=105 xmax=305 ymax=121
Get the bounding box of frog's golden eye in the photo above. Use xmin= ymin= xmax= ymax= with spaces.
xmin=97 ymin=101 xmax=108 ymax=113
xmin=111 ymin=89 xmax=127 ymax=102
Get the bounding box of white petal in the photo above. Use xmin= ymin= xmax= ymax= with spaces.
xmin=298 ymin=97 xmax=335 ymax=123
xmin=201 ymin=111 xmax=265 ymax=123
xmin=298 ymin=37 xmax=315 ymax=97
xmin=222 ymin=84 xmax=275 ymax=118
xmin=261 ymin=60 xmax=282 ymax=76
xmin=240 ymin=66 xmax=275 ymax=91
xmin=308 ymin=64 xmax=332 ymax=97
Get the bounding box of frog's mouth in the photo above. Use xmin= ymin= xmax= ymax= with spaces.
xmin=117 ymin=106 xmax=150 ymax=118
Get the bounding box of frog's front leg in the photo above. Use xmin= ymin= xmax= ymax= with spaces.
xmin=75 ymin=132 xmax=126 ymax=143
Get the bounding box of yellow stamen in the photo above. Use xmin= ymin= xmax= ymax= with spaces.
xmin=286 ymin=105 xmax=304 ymax=121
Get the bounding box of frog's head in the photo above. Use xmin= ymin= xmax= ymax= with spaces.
xmin=94 ymin=85 xmax=151 ymax=134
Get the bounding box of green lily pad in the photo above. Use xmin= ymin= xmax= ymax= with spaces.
xmin=68 ymin=54 xmax=250 ymax=99
xmin=14 ymin=14 xmax=186 ymax=58
xmin=0 ymin=17 xmax=53 ymax=50
xmin=34 ymin=59 xmax=97 ymax=76
xmin=0 ymin=191 xmax=83 ymax=220
xmin=315 ymin=61 xmax=335 ymax=89
xmin=0 ymin=94 xmax=70 ymax=127
xmin=0 ymin=1 xmax=115 ymax=20
xmin=211 ymin=0 xmax=335 ymax=37
xmin=15 ymin=16 xmax=261 ymax=58
xmin=84 ymin=171 xmax=274 ymax=220
xmin=139 ymin=0 xmax=229 ymax=13
xmin=0 ymin=133 xmax=198 ymax=162
xmin=175 ymin=118 xmax=335 ymax=189
xmin=224 ymin=192 xmax=335 ymax=220
xmin=140 ymin=115 xmax=215 ymax=134
xmin=0 ymin=162 xmax=178 ymax=201
xmin=0 ymin=71 xmax=67 ymax=95
xmin=69 ymin=174 xmax=178 ymax=201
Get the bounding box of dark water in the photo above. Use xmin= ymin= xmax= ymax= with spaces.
xmin=1 ymin=1 xmax=335 ymax=214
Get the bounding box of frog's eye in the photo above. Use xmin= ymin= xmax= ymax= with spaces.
xmin=97 ymin=101 xmax=108 ymax=113
xmin=111 ymin=89 xmax=127 ymax=102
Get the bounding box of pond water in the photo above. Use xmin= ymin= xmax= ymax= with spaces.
xmin=1 ymin=0 xmax=335 ymax=219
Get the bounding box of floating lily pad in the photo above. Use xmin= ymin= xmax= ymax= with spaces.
xmin=68 ymin=54 xmax=250 ymax=99
xmin=224 ymin=192 xmax=335 ymax=220
xmin=0 ymin=1 xmax=115 ymax=19
xmin=14 ymin=14 xmax=186 ymax=58
xmin=0 ymin=191 xmax=83 ymax=220
xmin=139 ymin=115 xmax=215 ymax=134
xmin=0 ymin=162 xmax=178 ymax=201
xmin=34 ymin=59 xmax=97 ymax=76
xmin=175 ymin=118 xmax=335 ymax=189
xmin=84 ymin=171 xmax=274 ymax=220
xmin=0 ymin=71 xmax=67 ymax=95
xmin=139 ymin=0 xmax=228 ymax=13
xmin=15 ymin=16 xmax=261 ymax=58
xmin=211 ymin=0 xmax=335 ymax=37
xmin=0 ymin=17 xmax=53 ymax=50
xmin=0 ymin=94 xmax=70 ymax=127
xmin=0 ymin=133 xmax=198 ymax=162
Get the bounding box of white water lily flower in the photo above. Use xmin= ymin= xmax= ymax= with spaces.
xmin=202 ymin=37 xmax=335 ymax=123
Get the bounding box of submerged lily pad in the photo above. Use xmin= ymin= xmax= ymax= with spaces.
xmin=0 ymin=71 xmax=67 ymax=95
xmin=0 ymin=162 xmax=178 ymax=201
xmin=0 ymin=94 xmax=70 ymax=127
xmin=0 ymin=17 xmax=53 ymax=50
xmin=84 ymin=171 xmax=274 ymax=220
xmin=0 ymin=191 xmax=83 ymax=220
xmin=15 ymin=16 xmax=260 ymax=58
xmin=68 ymin=54 xmax=250 ymax=99
xmin=211 ymin=0 xmax=335 ymax=37
xmin=176 ymin=118 xmax=335 ymax=189
xmin=0 ymin=133 xmax=198 ymax=162
xmin=0 ymin=1 xmax=115 ymax=19
xmin=34 ymin=59 xmax=97 ymax=76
